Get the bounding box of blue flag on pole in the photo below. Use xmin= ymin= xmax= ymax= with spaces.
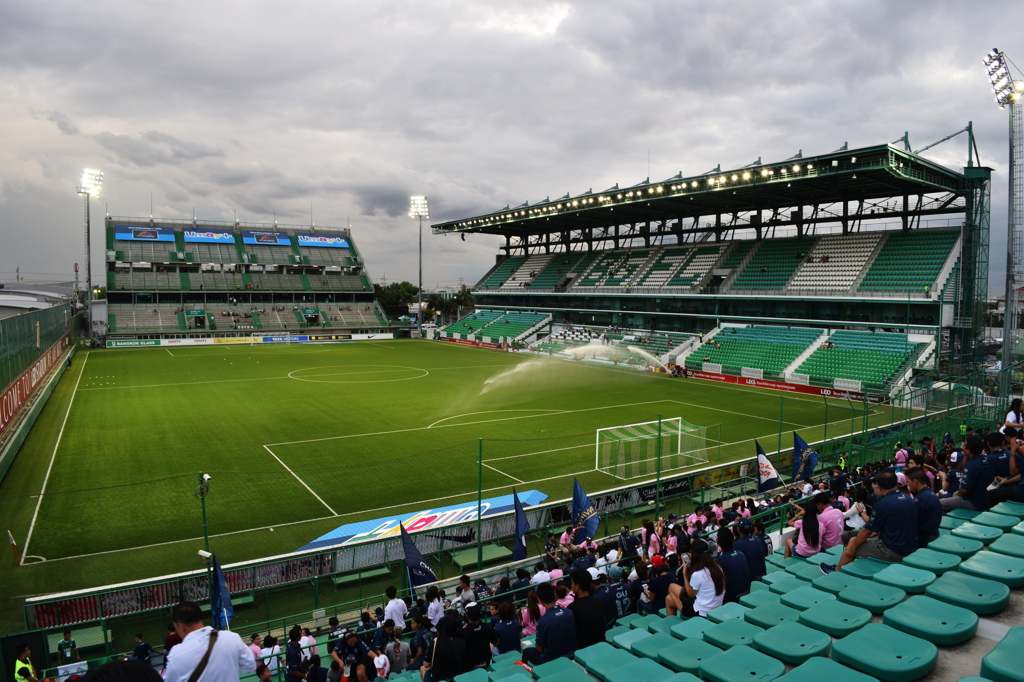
xmin=571 ymin=478 xmax=600 ymax=544
xmin=512 ymin=488 xmax=530 ymax=561
xmin=793 ymin=432 xmax=819 ymax=482
xmin=400 ymin=523 xmax=438 ymax=589
xmin=210 ymin=554 xmax=234 ymax=630
xmin=755 ymin=441 xmax=780 ymax=492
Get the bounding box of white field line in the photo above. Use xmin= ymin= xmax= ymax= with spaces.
xmin=22 ymin=352 xmax=89 ymax=557
xmin=262 ymin=445 xmax=338 ymax=516
xmin=165 ymin=349 xmax=174 ymax=357
xmin=482 ymin=462 xmax=524 ymax=485
xmin=428 ymin=409 xmax=568 ymax=429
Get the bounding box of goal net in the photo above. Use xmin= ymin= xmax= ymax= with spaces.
xmin=595 ymin=417 xmax=709 ymax=480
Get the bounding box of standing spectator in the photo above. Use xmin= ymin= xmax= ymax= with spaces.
xmin=521 ymin=583 xmax=576 ymax=665
xmin=940 ymin=436 xmax=995 ymax=512
xmin=162 ymin=622 xmax=183 ymax=666
xmin=493 ymin=603 xmax=522 ymax=655
xmin=544 ymin=532 xmax=559 ymax=565
xmin=568 ymin=570 xmax=606 ymax=649
xmin=163 ymin=602 xmax=257 ymax=682
xmin=131 ymin=634 xmax=154 ymax=665
xmin=248 ymin=634 xmax=263 ymax=661
xmin=458 ymin=576 xmax=475 ymax=613
xmin=261 ymin=636 xmax=282 ymax=677
xmin=820 ymin=472 xmax=918 ymax=574
xmin=733 ymin=519 xmax=767 ymax=580
xmin=1000 ymin=398 xmax=1024 ymax=457
xmin=420 ymin=613 xmax=465 ymax=682
xmin=425 ymin=585 xmax=444 ymax=630
xmin=383 ymin=586 xmax=409 ymax=628
xmin=331 ymin=631 xmax=375 ymax=682
xmin=300 ymin=628 xmax=317 ymax=658
xmin=459 ymin=603 xmax=497 ymax=670
xmin=286 ymin=629 xmax=307 ymax=680
xmin=906 ymin=468 xmax=942 ymax=547
xmin=384 ymin=627 xmax=410 ymax=676
xmin=57 ymin=630 xmax=80 ymax=666
xmin=715 ymin=528 xmax=751 ymax=602
xmin=665 ymin=539 xmax=726 ymax=617
xmin=617 ymin=526 xmax=641 ymax=561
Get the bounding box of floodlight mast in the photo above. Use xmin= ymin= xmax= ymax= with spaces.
xmin=409 ymin=196 xmax=430 ymax=333
xmin=985 ymin=49 xmax=1024 ymax=394
xmin=76 ymin=169 xmax=103 ymax=325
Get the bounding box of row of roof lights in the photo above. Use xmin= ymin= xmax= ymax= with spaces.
xmin=451 ymin=163 xmax=818 ymax=228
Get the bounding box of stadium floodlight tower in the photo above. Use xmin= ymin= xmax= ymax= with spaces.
xmin=76 ymin=169 xmax=103 ymax=315
xmin=409 ymin=195 xmax=430 ymax=332
xmin=984 ymin=49 xmax=1024 ymax=394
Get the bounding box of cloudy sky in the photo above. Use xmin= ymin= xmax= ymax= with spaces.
xmin=0 ymin=0 xmax=1019 ymax=292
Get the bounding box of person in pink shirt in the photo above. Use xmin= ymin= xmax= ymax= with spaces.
xmin=558 ymin=526 xmax=577 ymax=561
xmin=710 ymin=499 xmax=725 ymax=522
xmin=784 ymin=502 xmax=826 ymax=558
xmin=248 ymin=633 xmax=263 ymax=660
xmin=686 ymin=504 xmax=707 ymax=528
xmin=555 ymin=585 xmax=574 ymax=607
xmin=548 ymin=563 xmax=564 ymax=585
xmin=520 ymin=592 xmax=546 ymax=637
xmin=815 ymin=492 xmax=845 ymax=550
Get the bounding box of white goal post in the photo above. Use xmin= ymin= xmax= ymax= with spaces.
xmin=595 ymin=417 xmax=710 ymax=480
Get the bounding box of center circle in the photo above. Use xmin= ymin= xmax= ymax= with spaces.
xmin=287 ymin=365 xmax=428 ymax=384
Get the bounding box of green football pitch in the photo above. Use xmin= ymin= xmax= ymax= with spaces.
xmin=0 ymin=339 xmax=893 ymax=617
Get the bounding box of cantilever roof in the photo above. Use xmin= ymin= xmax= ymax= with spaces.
xmin=433 ymin=143 xmax=969 ymax=238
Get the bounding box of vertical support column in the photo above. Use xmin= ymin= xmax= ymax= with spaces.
xmin=477 ymin=438 xmax=484 ymax=571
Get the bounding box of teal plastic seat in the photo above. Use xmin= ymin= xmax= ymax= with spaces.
xmin=882 ymin=595 xmax=978 ymax=645
xmin=670 ymin=617 xmax=714 ymax=641
xmin=612 ymin=626 xmax=653 ymax=651
xmin=959 ymin=551 xmax=1024 ymax=587
xmin=951 ymin=522 xmax=1003 ymax=545
xmin=940 ymin=515 xmax=967 ymax=531
xmin=780 ymin=586 xmax=836 ymax=611
xmin=990 ymin=533 xmax=1024 ymax=559
xmin=928 ymin=534 xmax=985 ymax=558
xmin=752 ymin=621 xmax=832 ymax=664
xmin=633 ymin=632 xmax=682 ymax=662
xmin=585 ymin=649 xmax=635 ymax=678
xmin=748 ymin=581 xmax=768 ymax=592
xmin=798 ymin=600 xmax=872 ymax=637
xmin=841 ymin=557 xmax=891 ymax=579
xmin=574 ymin=642 xmax=617 ymax=671
xmin=650 ymin=617 xmax=682 ymax=635
xmin=902 ymin=548 xmax=961 ymax=574
xmin=823 ymin=543 xmax=845 ymax=557
xmin=785 ymin=562 xmax=826 ymax=582
xmin=831 ymin=623 xmax=938 ymax=682
xmin=740 ymin=589 xmax=782 ymax=608
xmin=1014 ymin=520 xmax=1024 ymax=537
xmin=660 ymin=637 xmax=723 ymax=675
xmin=972 ymin=511 xmax=1020 ymax=531
xmin=455 ymin=670 xmax=488 ymax=682
xmin=605 ymin=625 xmax=632 ymax=644
xmin=925 ymin=571 xmax=1010 ymax=614
xmin=991 ymin=500 xmax=1024 ymax=517
xmin=490 ymin=650 xmax=520 ymax=668
xmin=872 ymin=564 xmax=937 ymax=593
xmin=531 ymin=656 xmax=581 ymax=679
xmin=707 ymin=602 xmax=748 ymax=623
xmin=699 ymin=644 xmax=786 ymax=682
xmin=811 ymin=571 xmax=863 ymax=594
xmin=489 ymin=668 xmax=527 ymax=682
xmin=606 ymin=657 xmax=675 ymax=682
xmin=981 ymin=625 xmax=1024 ymax=682
xmin=618 ymin=613 xmax=647 ymax=628
xmin=633 ymin=614 xmax=667 ymax=631
xmin=947 ymin=507 xmax=982 ymax=521
xmin=838 ymin=580 xmax=906 ymax=614
xmin=766 ymin=575 xmax=806 ymax=594
xmin=743 ymin=602 xmax=802 ymax=629
xmin=775 ymin=657 xmax=879 ymax=682
xmin=665 ymin=674 xmax=702 ymax=682
xmin=765 ymin=553 xmax=789 ymax=568
xmin=703 ymin=618 xmax=764 ymax=649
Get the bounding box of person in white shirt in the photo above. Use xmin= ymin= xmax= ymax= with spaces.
xmin=164 ymin=602 xmax=257 ymax=682
xmin=529 ymin=562 xmax=551 ymax=585
xmin=383 ymin=586 xmax=409 ymax=628
xmin=299 ymin=628 xmax=317 ymax=658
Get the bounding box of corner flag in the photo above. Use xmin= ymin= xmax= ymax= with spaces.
xmin=210 ymin=555 xmax=234 ymax=630
xmin=756 ymin=441 xmax=780 ymax=492
xmin=8 ymin=531 xmax=20 ymax=566
xmin=571 ymin=479 xmax=600 ymax=544
xmin=512 ymin=488 xmax=530 ymax=561
xmin=793 ymin=432 xmax=819 ymax=481
xmin=400 ymin=523 xmax=438 ymax=589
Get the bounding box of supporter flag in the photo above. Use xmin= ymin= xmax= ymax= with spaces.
xmin=512 ymin=488 xmax=530 ymax=561
xmin=571 ymin=479 xmax=600 ymax=544
xmin=756 ymin=441 xmax=780 ymax=492
xmin=8 ymin=530 xmax=20 ymax=566
xmin=210 ymin=554 xmax=234 ymax=630
xmin=400 ymin=523 xmax=438 ymax=589
xmin=793 ymin=432 xmax=819 ymax=481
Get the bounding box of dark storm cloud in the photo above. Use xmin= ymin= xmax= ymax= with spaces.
xmin=0 ymin=0 xmax=1019 ymax=290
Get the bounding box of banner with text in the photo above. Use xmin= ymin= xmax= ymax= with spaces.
xmin=241 ymin=230 xmax=292 ymax=245
xmin=683 ymin=369 xmax=886 ymax=404
xmin=1 ymin=336 xmax=69 ymax=437
xmin=184 ymin=229 xmax=235 ymax=243
xmin=296 ymin=233 xmax=350 ymax=248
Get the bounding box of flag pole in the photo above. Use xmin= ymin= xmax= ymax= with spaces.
xmin=8 ymin=531 xmax=20 ymax=566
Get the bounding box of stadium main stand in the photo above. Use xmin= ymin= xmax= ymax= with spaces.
xmin=796 ymin=330 xmax=922 ymax=388
xmin=686 ymin=326 xmax=824 ymax=375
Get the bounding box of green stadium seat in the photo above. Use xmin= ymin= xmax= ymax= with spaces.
xmin=490 ymin=675 xmax=531 ymax=682
xmin=707 ymin=602 xmax=748 ymax=623
xmin=633 ymin=614 xmax=667 ymax=631
xmin=664 ymin=674 xmax=702 ymax=682
xmin=743 ymin=603 xmax=802 ymax=629
xmin=650 ymin=617 xmax=682 ymax=635
xmin=670 ymin=617 xmax=714 ymax=641
xmin=779 ymin=586 xmax=835 ymax=611
xmin=587 ymin=649 xmax=638 ymax=680
xmin=810 ymin=571 xmax=864 ymax=595
xmin=947 ymin=508 xmax=983 ymax=521
xmin=940 ymin=515 xmax=967 ymax=531
xmin=702 ymin=618 xmax=764 ymax=649
xmin=659 ymin=638 xmax=723 ymax=675
xmin=489 ymin=650 xmax=520 ymax=668
xmin=924 ymin=571 xmax=1010 ymax=614
xmin=980 ymin=626 xmax=1024 ymax=682
xmin=990 ymin=532 xmax=1024 ymax=558
xmin=958 ymin=551 xmax=1024 ymax=587
xmin=1014 ymin=520 xmax=1024 ymax=537
xmin=455 ymin=670 xmax=488 ymax=682
xmin=872 ymin=564 xmax=937 ymax=593
xmin=617 ymin=613 xmax=646 ymax=629
xmin=928 ymin=534 xmax=985 ymax=558
xmin=765 ymin=575 xmax=806 ymax=594
xmin=798 ymin=600 xmax=872 ymax=638
xmin=612 ymin=627 xmax=653 ymax=652
xmin=882 ymin=595 xmax=978 ymax=645
xmin=837 ymin=580 xmax=906 ymax=615
xmin=632 ymin=632 xmax=681 ymax=662
xmin=902 ymin=548 xmax=962 ymax=574
xmin=574 ymin=642 xmax=616 ymax=671
xmin=752 ymin=621 xmax=832 ymax=664
xmin=785 ymin=562 xmax=826 ymax=582
xmin=605 ymin=625 xmax=632 ymax=644
xmin=765 ymin=554 xmax=789 ymax=568
xmin=991 ymin=500 xmax=1024 ymax=517
xmin=739 ymin=590 xmax=782 ymax=608
xmin=840 ymin=557 xmax=891 ymax=579
xmin=606 ymin=657 xmax=676 ymax=682
xmin=489 ymin=667 xmax=527 ymax=682
xmin=823 ymin=543 xmax=845 ymax=557
xmin=831 ymin=623 xmax=938 ymax=682
xmin=531 ymin=656 xmax=582 ymax=679
xmin=699 ymin=644 xmax=786 ymax=682
xmin=971 ymin=511 xmax=1019 ymax=532
xmin=776 ymin=657 xmax=879 ymax=682
xmin=951 ymin=522 xmax=1003 ymax=545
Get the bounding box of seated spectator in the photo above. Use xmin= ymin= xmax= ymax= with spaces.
xmin=420 ymin=613 xmax=465 ymax=682
xmin=493 ymin=602 xmax=522 ymax=654
xmin=665 ymin=539 xmax=725 ymax=617
xmin=595 ymin=564 xmax=634 ymax=624
xmin=521 ymin=582 xmax=576 ymax=666
xmin=568 ymin=569 xmax=606 ymax=649
xmin=906 ymin=468 xmax=942 ymax=547
xmin=816 ymin=492 xmax=845 ymax=550
xmin=784 ymin=502 xmax=825 ymax=559
xmin=733 ymin=519 xmax=767 ymax=580
xmin=520 ymin=591 xmax=546 ymax=637
xmin=940 ymin=435 xmax=995 ymax=512
xmin=330 ymin=631 xmax=374 ymax=682
xmin=715 ymin=527 xmax=751 ymax=602
xmin=459 ymin=603 xmax=497 ymax=670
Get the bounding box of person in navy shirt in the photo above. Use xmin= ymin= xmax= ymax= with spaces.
xmin=906 ymin=469 xmax=942 ymax=547
xmin=332 ymin=631 xmax=376 ymax=682
xmin=521 ymin=582 xmax=576 ymax=665
xmin=821 ymin=471 xmax=917 ymax=573
xmin=987 ymin=432 xmax=1013 ymax=479
xmin=595 ymin=564 xmax=634 ymax=623
xmin=733 ymin=519 xmax=767 ymax=580
xmin=940 ymin=436 xmax=995 ymax=512
xmin=715 ymin=528 xmax=751 ymax=602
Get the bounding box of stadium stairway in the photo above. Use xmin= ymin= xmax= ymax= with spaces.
xmin=107 ymin=313 xmax=117 ymax=333
xmin=249 ymin=312 xmax=263 ymax=329
xmin=781 ymin=330 xmax=830 ymax=376
xmin=293 ymin=310 xmax=305 ymax=326
xmin=501 ymin=254 xmax=553 ymax=290
xmin=178 ymin=272 xmax=191 ymax=291
xmin=176 ymin=312 xmax=187 ymax=331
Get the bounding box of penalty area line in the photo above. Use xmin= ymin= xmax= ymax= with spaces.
xmin=262 ymin=445 xmax=338 ymax=516
xmin=482 ymin=462 xmax=524 ymax=485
